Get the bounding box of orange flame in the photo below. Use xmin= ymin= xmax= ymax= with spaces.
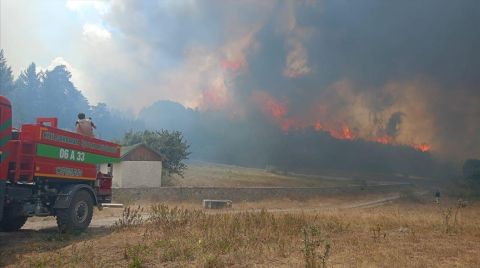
xmin=251 ymin=93 xmax=431 ymax=152
xmin=252 ymin=91 xmax=287 ymax=119
xmin=328 ymin=124 xmax=355 ymax=140
xmin=369 ymin=135 xmax=393 ymax=145
xmin=311 ymin=119 xmax=431 ymax=151
xmin=342 ymin=125 xmax=354 ymax=140
xmin=413 ymin=143 xmax=431 ymax=152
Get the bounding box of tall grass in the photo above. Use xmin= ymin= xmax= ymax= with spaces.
xmin=20 ymin=201 xmax=480 ymax=267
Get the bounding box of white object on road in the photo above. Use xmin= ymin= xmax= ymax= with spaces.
xmin=203 ymin=199 xmax=232 ymax=209
xmin=101 ymin=203 xmax=124 ymax=208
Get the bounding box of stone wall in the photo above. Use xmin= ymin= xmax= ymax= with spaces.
xmin=112 ymin=183 xmax=411 ymax=203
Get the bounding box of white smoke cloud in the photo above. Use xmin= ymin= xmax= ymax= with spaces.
xmin=66 ymin=0 xmax=111 ymax=15
xmin=82 ymin=23 xmax=111 ymax=42
xmin=40 ymin=57 xmax=97 ymax=103
xmin=283 ymin=39 xmax=311 ymax=78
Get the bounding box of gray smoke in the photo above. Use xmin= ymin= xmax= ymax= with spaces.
xmin=386 ymin=112 xmax=405 ymax=138
xmin=105 ymin=0 xmax=480 ymax=160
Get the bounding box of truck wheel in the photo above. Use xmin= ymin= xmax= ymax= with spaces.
xmin=56 ymin=190 xmax=93 ymax=234
xmin=0 ymin=205 xmax=28 ymax=232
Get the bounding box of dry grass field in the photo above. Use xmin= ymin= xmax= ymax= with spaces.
xmin=168 ymin=160 xmax=412 ymax=187
xmin=0 ymin=163 xmax=471 ymax=267
xmin=3 ymin=195 xmax=480 ymax=268
xmin=171 ymin=161 xmax=337 ymax=187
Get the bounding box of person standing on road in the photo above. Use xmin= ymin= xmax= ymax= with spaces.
xmin=434 ymin=190 xmax=441 ymax=204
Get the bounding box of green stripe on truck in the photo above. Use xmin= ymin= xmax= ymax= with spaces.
xmin=0 ymin=118 xmax=11 ymax=132
xmin=36 ymin=143 xmax=120 ymax=164
xmin=0 ymin=134 xmax=10 ymax=147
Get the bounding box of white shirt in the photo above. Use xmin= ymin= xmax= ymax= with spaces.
xmin=76 ymin=118 xmax=95 ymax=137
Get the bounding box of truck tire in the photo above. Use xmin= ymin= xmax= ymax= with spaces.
xmin=56 ymin=190 xmax=93 ymax=234
xmin=0 ymin=205 xmax=28 ymax=232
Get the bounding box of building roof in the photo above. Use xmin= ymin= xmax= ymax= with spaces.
xmin=120 ymin=143 xmax=164 ymax=161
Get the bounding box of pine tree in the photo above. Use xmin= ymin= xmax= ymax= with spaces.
xmin=42 ymin=65 xmax=89 ymax=130
xmin=12 ymin=63 xmax=42 ymax=124
xmin=0 ymin=49 xmax=14 ymax=96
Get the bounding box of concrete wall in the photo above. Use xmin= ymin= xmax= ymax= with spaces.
xmin=113 ymin=183 xmax=411 ymax=202
xmin=111 ymin=161 xmax=162 ymax=188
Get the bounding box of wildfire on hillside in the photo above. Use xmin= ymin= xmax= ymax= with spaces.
xmin=252 ymin=90 xmax=431 ymax=152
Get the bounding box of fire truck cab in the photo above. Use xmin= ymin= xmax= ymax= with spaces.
xmin=0 ymin=96 xmax=120 ymax=233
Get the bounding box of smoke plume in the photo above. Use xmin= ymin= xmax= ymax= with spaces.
xmin=103 ymin=0 xmax=480 ymax=161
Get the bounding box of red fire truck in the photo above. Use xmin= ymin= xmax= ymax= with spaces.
xmin=0 ymin=96 xmax=120 ymax=233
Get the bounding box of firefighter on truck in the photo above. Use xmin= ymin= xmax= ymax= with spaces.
xmin=0 ymin=96 xmax=120 ymax=233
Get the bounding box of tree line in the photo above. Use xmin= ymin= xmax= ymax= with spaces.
xmin=0 ymin=50 xmax=190 ymax=176
xmin=0 ymin=50 xmax=143 ymax=139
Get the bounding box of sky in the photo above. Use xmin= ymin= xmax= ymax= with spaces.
xmin=1 ymin=0 xmax=480 ymax=159
xmin=1 ymin=0 xmax=105 ymax=103
xmin=0 ymin=0 xmax=252 ymax=112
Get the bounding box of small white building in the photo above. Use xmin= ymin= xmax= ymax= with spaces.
xmin=105 ymin=143 xmax=163 ymax=188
